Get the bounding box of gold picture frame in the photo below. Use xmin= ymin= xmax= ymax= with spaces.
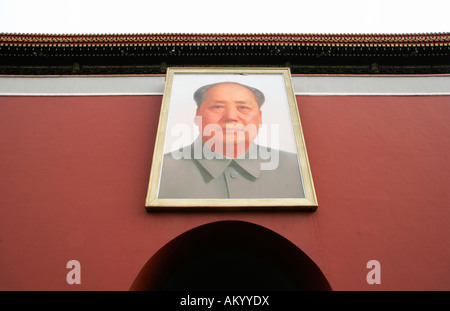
xmin=145 ymin=67 xmax=317 ymax=211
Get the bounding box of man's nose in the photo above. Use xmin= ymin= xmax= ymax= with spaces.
xmin=223 ymin=106 xmax=238 ymax=121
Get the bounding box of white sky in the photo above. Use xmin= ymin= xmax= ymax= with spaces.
xmin=0 ymin=0 xmax=448 ymax=35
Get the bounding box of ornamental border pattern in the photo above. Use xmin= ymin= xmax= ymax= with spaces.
xmin=1 ymin=33 xmax=449 ymax=47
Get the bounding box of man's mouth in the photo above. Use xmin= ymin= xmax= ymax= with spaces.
xmin=223 ymin=125 xmax=246 ymax=134
xmin=224 ymin=129 xmax=245 ymax=134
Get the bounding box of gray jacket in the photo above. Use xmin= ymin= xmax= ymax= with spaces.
xmin=158 ymin=139 xmax=305 ymax=199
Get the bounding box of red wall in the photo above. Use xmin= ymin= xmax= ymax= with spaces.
xmin=1 ymin=94 xmax=449 ymax=290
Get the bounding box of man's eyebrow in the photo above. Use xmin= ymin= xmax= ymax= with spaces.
xmin=235 ymin=101 xmax=255 ymax=105
xmin=206 ymin=100 xmax=226 ymax=104
xmin=204 ymin=100 xmax=253 ymax=105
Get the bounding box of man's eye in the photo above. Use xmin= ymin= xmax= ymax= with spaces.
xmin=238 ymin=106 xmax=249 ymax=110
xmin=210 ymin=105 xmax=223 ymax=109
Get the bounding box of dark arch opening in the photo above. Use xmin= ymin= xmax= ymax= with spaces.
xmin=130 ymin=220 xmax=332 ymax=291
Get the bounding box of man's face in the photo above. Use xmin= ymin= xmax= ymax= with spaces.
xmin=195 ymin=83 xmax=262 ymax=157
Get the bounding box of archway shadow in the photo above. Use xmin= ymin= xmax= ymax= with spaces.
xmin=130 ymin=220 xmax=332 ymax=291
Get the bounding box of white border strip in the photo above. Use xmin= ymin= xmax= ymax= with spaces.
xmin=0 ymin=75 xmax=449 ymax=96
xmin=0 ymin=76 xmax=166 ymax=96
xmin=292 ymin=76 xmax=450 ymax=96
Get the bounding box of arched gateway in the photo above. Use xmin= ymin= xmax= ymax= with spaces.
xmin=130 ymin=220 xmax=332 ymax=290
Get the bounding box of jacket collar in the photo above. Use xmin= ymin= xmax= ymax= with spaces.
xmin=192 ymin=138 xmax=262 ymax=179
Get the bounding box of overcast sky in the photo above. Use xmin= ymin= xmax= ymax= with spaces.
xmin=0 ymin=0 xmax=448 ymax=35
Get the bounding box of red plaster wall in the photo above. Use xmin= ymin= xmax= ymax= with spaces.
xmin=0 ymin=95 xmax=449 ymax=290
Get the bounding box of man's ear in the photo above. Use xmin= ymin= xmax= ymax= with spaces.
xmin=259 ymin=110 xmax=263 ymax=128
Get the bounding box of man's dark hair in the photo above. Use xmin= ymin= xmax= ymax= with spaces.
xmin=193 ymin=82 xmax=265 ymax=108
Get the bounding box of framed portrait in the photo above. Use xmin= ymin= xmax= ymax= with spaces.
xmin=145 ymin=67 xmax=317 ymax=211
